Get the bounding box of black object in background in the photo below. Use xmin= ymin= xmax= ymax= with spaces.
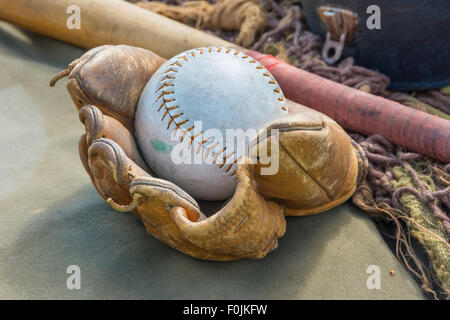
xmin=300 ymin=0 xmax=450 ymax=90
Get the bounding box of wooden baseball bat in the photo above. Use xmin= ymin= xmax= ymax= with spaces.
xmin=1 ymin=0 xmax=449 ymax=162
xmin=0 ymin=0 xmax=237 ymax=58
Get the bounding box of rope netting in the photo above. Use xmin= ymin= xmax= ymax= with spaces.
xmin=130 ymin=0 xmax=450 ymax=299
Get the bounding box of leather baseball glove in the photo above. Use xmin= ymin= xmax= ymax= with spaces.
xmin=50 ymin=45 xmax=366 ymax=261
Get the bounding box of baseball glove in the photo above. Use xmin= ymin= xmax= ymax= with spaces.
xmin=50 ymin=45 xmax=366 ymax=261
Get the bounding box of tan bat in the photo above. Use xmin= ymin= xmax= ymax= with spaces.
xmin=0 ymin=0 xmax=236 ymax=58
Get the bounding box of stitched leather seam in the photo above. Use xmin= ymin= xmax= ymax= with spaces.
xmin=93 ymin=138 xmax=126 ymax=185
xmin=233 ymin=214 xmax=249 ymax=233
xmin=76 ymin=76 xmax=128 ymax=123
xmin=74 ymin=51 xmax=130 ymax=124
xmin=247 ymin=125 xmax=323 ymax=151
xmin=73 ymin=47 xmax=104 ymax=103
xmin=88 ymin=105 xmax=98 ymax=145
xmin=131 ymin=180 xmax=199 ymax=209
xmin=279 ymin=142 xmax=331 ymax=201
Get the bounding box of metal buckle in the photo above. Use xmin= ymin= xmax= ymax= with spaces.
xmin=318 ymin=6 xmax=359 ymax=64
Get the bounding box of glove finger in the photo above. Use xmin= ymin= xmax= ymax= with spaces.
xmin=79 ymin=105 xmax=151 ymax=173
xmin=87 ymin=138 xmax=150 ymax=209
xmin=78 ymin=133 xmax=107 ymax=200
xmin=52 ymin=45 xmax=166 ymax=132
xmin=128 ymin=176 xmax=204 ymax=222
xmin=250 ymin=111 xmax=359 ymax=216
xmin=113 ymin=176 xmax=237 ymax=261
xmin=168 ymin=164 xmax=286 ymax=260
xmin=110 ymin=164 xmax=285 ymax=261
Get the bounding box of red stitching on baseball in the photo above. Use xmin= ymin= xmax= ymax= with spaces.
xmin=162 ymin=68 xmax=177 ymax=74
xmin=155 ymin=46 xmax=286 ymax=177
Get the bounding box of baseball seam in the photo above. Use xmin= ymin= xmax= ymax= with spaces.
xmin=155 ymin=46 xmax=287 ymax=177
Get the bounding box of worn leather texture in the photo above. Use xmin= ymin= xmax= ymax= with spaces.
xmin=0 ymin=21 xmax=425 ymax=298
xmin=59 ymin=44 xmax=365 ymax=260
xmin=251 ymin=103 xmax=358 ymax=216
xmin=79 ymin=107 xmax=286 ymax=261
xmin=66 ymin=44 xmax=166 ymax=132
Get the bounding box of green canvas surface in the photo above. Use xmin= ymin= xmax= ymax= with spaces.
xmin=0 ymin=22 xmax=425 ymax=299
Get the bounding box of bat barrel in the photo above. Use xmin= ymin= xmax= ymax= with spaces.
xmin=0 ymin=0 xmax=235 ymax=58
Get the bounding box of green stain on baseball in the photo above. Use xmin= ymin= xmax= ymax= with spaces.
xmin=151 ymin=139 xmax=173 ymax=153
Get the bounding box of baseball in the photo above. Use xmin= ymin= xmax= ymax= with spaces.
xmin=135 ymin=47 xmax=288 ymax=200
